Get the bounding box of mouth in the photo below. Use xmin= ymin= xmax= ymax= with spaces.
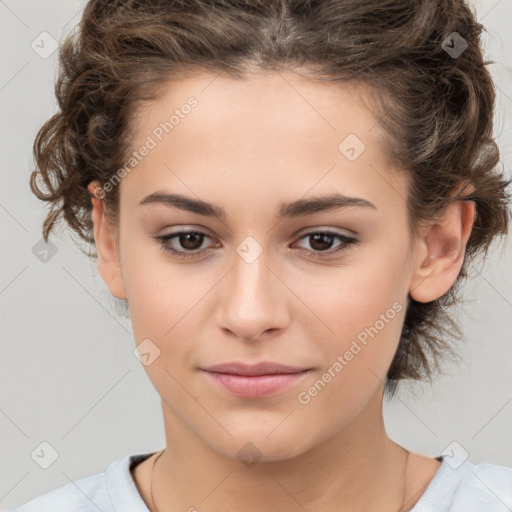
xmin=199 ymin=361 xmax=312 ymax=398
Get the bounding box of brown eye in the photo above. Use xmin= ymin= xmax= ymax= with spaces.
xmin=154 ymin=228 xmax=357 ymax=261
xmin=293 ymin=230 xmax=358 ymax=260
xmin=308 ymin=233 xmax=336 ymax=251
xmin=176 ymin=232 xmax=205 ymax=251
xmin=154 ymin=230 xmax=214 ymax=259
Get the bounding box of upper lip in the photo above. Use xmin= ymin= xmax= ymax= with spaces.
xmin=200 ymin=361 xmax=310 ymax=376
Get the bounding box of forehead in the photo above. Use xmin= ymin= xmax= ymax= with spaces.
xmin=121 ymin=70 xmax=406 ymax=213
xmin=129 ymin=70 xmax=385 ymax=150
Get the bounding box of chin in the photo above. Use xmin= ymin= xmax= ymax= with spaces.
xmin=201 ymin=425 xmax=318 ymax=466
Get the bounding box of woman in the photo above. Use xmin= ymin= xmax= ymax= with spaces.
xmin=13 ymin=0 xmax=512 ymax=510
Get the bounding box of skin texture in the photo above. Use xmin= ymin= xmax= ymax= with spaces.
xmin=87 ymin=71 xmax=475 ymax=511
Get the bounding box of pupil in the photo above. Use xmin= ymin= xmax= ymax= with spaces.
xmin=310 ymin=233 xmax=333 ymax=251
xmin=180 ymin=232 xmax=203 ymax=250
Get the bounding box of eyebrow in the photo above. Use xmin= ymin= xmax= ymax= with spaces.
xmin=138 ymin=191 xmax=377 ymax=219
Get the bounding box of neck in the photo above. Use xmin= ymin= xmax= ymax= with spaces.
xmin=151 ymin=386 xmax=411 ymax=512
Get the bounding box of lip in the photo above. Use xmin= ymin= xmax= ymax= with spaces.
xmin=201 ymin=361 xmax=309 ymax=376
xmin=199 ymin=361 xmax=311 ymax=398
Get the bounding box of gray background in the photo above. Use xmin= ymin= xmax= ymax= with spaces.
xmin=1 ymin=0 xmax=511 ymax=509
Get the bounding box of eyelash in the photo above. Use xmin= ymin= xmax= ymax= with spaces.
xmin=153 ymin=229 xmax=358 ymax=260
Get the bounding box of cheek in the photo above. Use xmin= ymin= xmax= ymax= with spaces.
xmin=330 ymin=264 xmax=407 ymax=337
xmin=118 ymin=236 xmax=188 ymax=341
xmin=296 ymin=238 xmax=411 ymax=373
xmin=125 ymin=266 xmax=203 ymax=344
xmin=291 ymin=263 xmax=408 ymax=428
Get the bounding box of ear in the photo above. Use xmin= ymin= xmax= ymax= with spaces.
xmin=409 ymin=189 xmax=476 ymax=303
xmin=87 ymin=181 xmax=127 ymax=299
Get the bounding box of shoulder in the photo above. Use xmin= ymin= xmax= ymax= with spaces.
xmin=9 ymin=471 xmax=109 ymax=512
xmin=9 ymin=452 xmax=155 ymax=512
xmin=459 ymin=458 xmax=512 ymax=507
xmin=413 ymin=455 xmax=512 ymax=512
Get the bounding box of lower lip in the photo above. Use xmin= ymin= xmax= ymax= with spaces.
xmin=201 ymin=370 xmax=310 ymax=398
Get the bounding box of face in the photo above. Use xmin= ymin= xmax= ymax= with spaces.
xmin=89 ymin=70 xmax=469 ymax=463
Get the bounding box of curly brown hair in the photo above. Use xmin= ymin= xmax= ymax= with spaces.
xmin=30 ymin=0 xmax=511 ymax=397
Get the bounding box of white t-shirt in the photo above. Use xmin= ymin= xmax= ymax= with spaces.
xmin=9 ymin=452 xmax=512 ymax=511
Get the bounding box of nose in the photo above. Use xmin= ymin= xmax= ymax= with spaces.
xmin=215 ymin=246 xmax=290 ymax=342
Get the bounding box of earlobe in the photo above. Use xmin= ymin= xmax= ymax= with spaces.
xmin=87 ymin=181 xmax=127 ymax=299
xmin=409 ymin=198 xmax=476 ymax=303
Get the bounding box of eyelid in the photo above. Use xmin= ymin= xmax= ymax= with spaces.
xmin=296 ymin=225 xmax=357 ymax=238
